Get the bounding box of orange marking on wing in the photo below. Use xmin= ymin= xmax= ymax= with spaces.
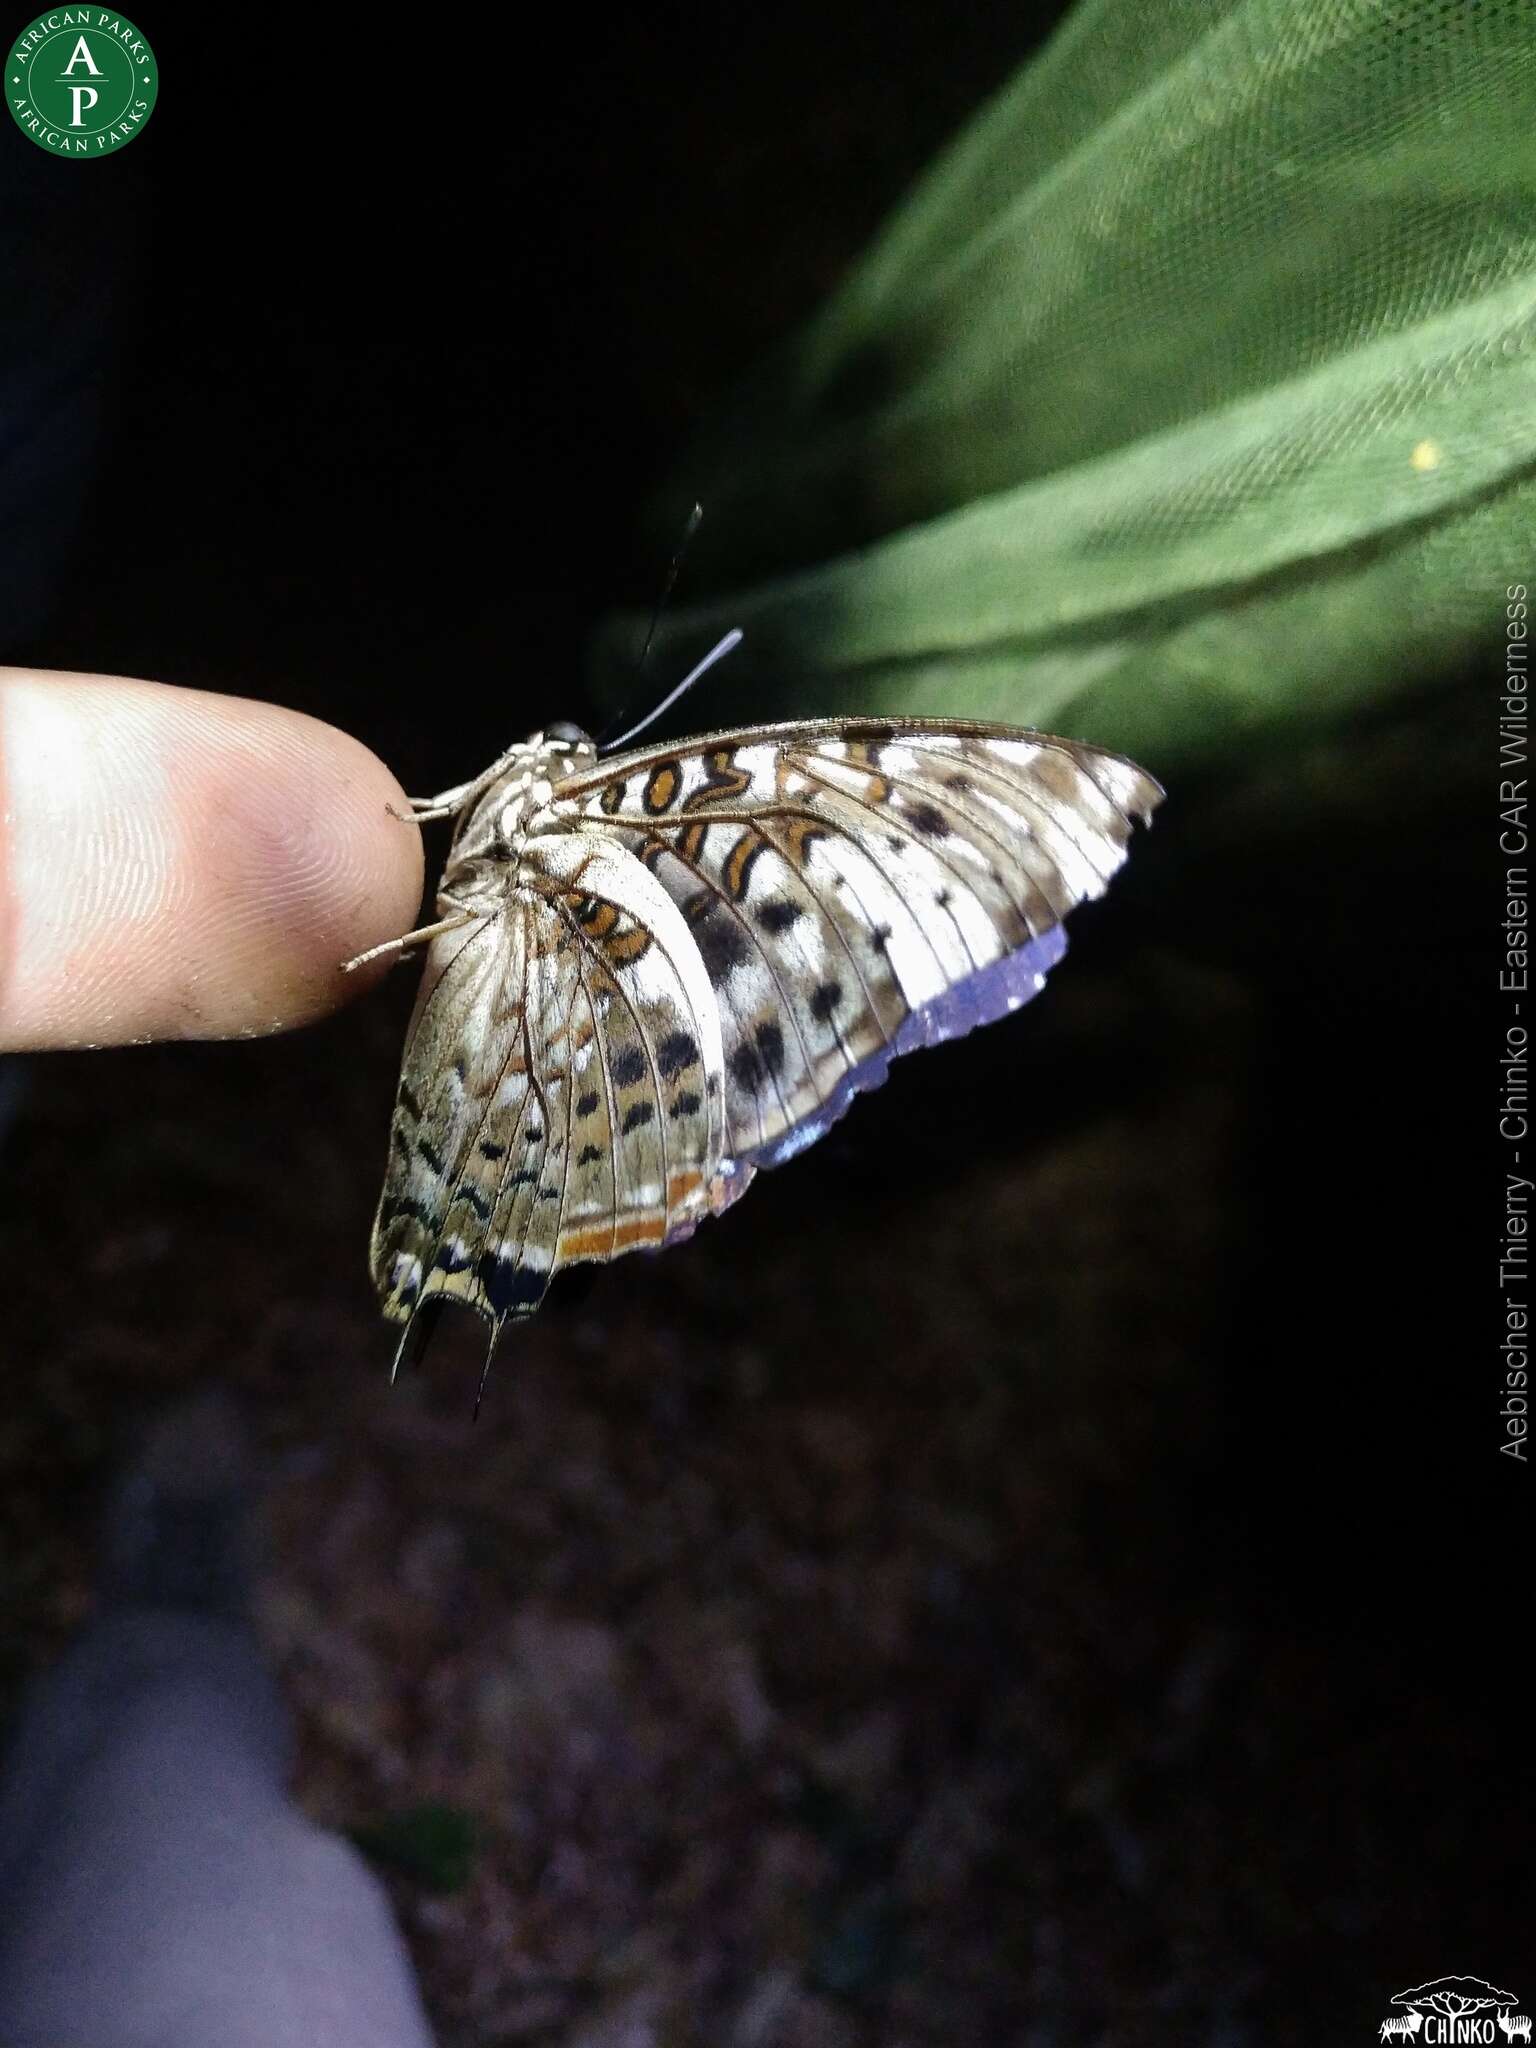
xmin=559 ymin=1215 xmax=666 ymax=1260
xmin=604 ymin=926 xmax=652 ymax=967
xmin=644 ymin=762 xmax=680 ymax=813
xmin=782 ymin=817 xmax=828 ymax=868
xmin=724 ymin=829 xmax=764 ymax=900
xmin=685 ymin=748 xmax=751 ymax=807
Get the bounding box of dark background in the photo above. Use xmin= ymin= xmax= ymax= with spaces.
xmin=0 ymin=6 xmax=1519 ymax=2044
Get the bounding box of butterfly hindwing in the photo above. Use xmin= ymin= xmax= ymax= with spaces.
xmin=369 ymin=832 xmax=729 ymax=1338
xmin=371 ymin=874 xmax=527 ymax=1326
xmin=528 ymin=833 xmax=728 ymax=1268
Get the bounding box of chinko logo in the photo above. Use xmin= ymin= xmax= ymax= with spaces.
xmin=1377 ymin=1978 xmax=1529 ymax=2043
xmin=7 ymin=9 xmax=157 ymax=155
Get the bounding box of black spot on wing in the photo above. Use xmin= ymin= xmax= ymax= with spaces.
xmin=478 ymin=1252 xmax=549 ymax=1315
xmin=729 ymin=1021 xmax=787 ymax=1092
xmin=671 ymin=1091 xmax=701 ymax=1118
xmin=398 ymin=1083 xmax=423 ymax=1123
xmin=810 ymin=980 xmax=842 ymax=1022
xmin=622 ymin=1101 xmax=655 ymax=1133
xmin=909 ymin=802 xmax=951 ymax=838
xmin=456 ymin=1183 xmax=494 ymax=1221
xmin=575 ymin=1090 xmax=600 ymax=1117
xmin=479 ymin=1140 xmax=506 ymax=1161
xmin=417 ymin=1137 xmax=447 ymax=1175
xmin=758 ymin=899 xmax=803 ymax=935
xmin=730 ymin=1042 xmax=763 ymax=1092
xmin=434 ymin=1241 xmax=472 ymax=1275
xmin=577 ymin=1143 xmax=603 ymax=1166
xmin=657 ymin=1030 xmax=699 ymax=1078
xmin=611 ymin=1046 xmax=648 ymax=1089
xmin=693 ymin=901 xmax=752 ymax=977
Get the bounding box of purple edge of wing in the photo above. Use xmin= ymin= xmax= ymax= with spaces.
xmin=661 ymin=923 xmax=1071 ymax=1245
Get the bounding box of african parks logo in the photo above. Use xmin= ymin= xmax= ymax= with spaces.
xmin=7 ymin=10 xmax=157 ymax=155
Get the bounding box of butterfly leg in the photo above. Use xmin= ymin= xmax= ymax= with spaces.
xmin=386 ymin=743 xmax=533 ymax=825
xmin=340 ymin=900 xmax=492 ymax=974
xmin=385 ymin=791 xmax=477 ymax=827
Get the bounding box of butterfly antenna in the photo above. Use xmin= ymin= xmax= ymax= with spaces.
xmin=637 ymin=501 xmax=703 ymax=678
xmin=599 ymin=629 xmax=744 ymax=753
xmin=595 ymin=503 xmax=719 ymax=751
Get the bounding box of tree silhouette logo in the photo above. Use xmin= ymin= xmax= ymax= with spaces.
xmin=1378 ymin=1978 xmax=1529 ymax=2043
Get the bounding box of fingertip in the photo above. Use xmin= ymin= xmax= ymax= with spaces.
xmin=0 ymin=672 xmax=427 ymax=1047
xmin=202 ymin=705 xmax=427 ymax=1034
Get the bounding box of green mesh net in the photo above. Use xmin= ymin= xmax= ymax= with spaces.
xmin=591 ymin=0 xmax=1536 ymax=774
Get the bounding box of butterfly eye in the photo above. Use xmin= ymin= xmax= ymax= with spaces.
xmin=545 ymin=720 xmax=591 ymax=748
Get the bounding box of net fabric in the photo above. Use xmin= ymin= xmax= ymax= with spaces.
xmin=592 ymin=0 xmax=1536 ymax=770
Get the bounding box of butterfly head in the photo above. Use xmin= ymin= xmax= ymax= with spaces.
xmin=538 ymin=719 xmax=598 ymax=769
xmin=489 ymin=720 xmax=599 ymax=792
xmin=455 ymin=721 xmax=599 ymax=856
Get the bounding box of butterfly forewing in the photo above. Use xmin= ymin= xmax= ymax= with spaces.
xmin=566 ymin=722 xmax=1160 ymax=1168
xmin=367 ymin=714 xmax=1161 ymax=1364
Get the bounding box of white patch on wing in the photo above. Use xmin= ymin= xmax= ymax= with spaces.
xmin=982 ymin=738 xmax=1042 ymax=769
xmin=940 ymin=883 xmax=1003 ymax=965
xmin=880 ymin=913 xmax=951 ymax=1006
xmin=527 ymin=832 xmax=724 ymax=1088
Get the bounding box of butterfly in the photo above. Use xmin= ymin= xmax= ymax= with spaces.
xmin=347 ymin=672 xmax=1162 ymax=1391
